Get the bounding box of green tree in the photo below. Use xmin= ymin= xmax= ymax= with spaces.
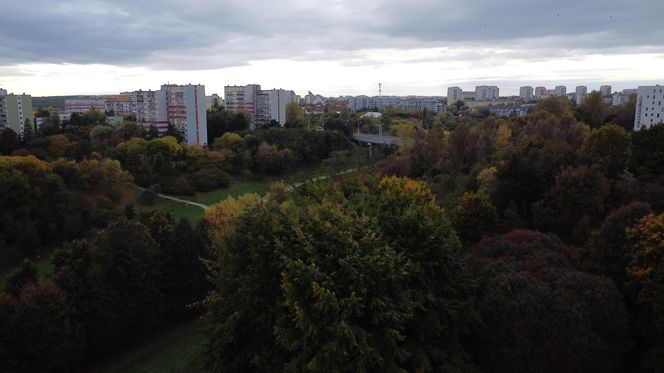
xmin=626 ymin=213 xmax=664 ymax=372
xmin=577 ymin=91 xmax=608 ymax=128
xmin=203 ymin=176 xmax=476 ymax=372
xmin=4 ymin=259 xmax=38 ymax=297
xmin=285 ymin=102 xmax=306 ymax=128
xmin=453 ymin=191 xmax=496 ymax=244
xmin=581 ymin=124 xmax=631 ymax=177
xmin=533 ymin=165 xmax=610 ymax=244
xmin=470 ymin=230 xmax=631 ymax=373
xmin=0 ymin=128 xmax=20 ymax=155
xmin=631 ymin=123 xmax=664 ymax=181
xmin=586 ymin=201 xmax=652 ymax=288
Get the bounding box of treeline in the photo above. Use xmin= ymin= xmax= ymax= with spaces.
xmin=198 ymin=173 xmax=664 ymax=372
xmin=0 ymin=211 xmax=211 ymax=371
xmin=0 ymin=155 xmax=131 ymax=262
xmin=194 ymin=97 xmax=664 ymax=372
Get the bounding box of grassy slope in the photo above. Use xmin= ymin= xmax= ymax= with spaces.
xmin=93 ymin=321 xmax=205 ymax=373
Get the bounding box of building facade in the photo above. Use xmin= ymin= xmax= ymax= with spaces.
xmin=5 ymin=94 xmax=34 ymax=139
xmin=265 ymin=89 xmax=298 ymax=126
xmin=161 ymin=84 xmax=207 ymax=146
xmin=519 ymin=86 xmax=534 ymax=101
xmin=535 ymin=86 xmax=547 ymax=96
xmin=64 ymin=97 xmax=106 ymax=114
xmin=554 ymin=86 xmax=567 ymax=96
xmin=447 ymin=87 xmax=463 ymax=103
xmin=600 ymin=85 xmax=612 ymax=96
xmin=634 ymin=85 xmax=664 ymax=130
xmin=0 ymin=89 xmax=7 ymax=130
xmin=475 ymin=85 xmax=499 ymax=101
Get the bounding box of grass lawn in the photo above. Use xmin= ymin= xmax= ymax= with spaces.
xmin=123 ymin=185 xmax=206 ymax=222
xmin=183 ymin=181 xmax=271 ymax=206
xmin=94 ymin=320 xmax=205 ymax=373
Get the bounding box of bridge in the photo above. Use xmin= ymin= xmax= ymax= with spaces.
xmin=352 ymin=133 xmax=403 ymax=145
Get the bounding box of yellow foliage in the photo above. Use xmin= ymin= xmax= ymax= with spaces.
xmin=494 ymin=123 xmax=512 ymax=151
xmin=205 ymin=193 xmax=262 ymax=233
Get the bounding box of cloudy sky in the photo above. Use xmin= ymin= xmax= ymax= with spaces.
xmin=1 ymin=0 xmax=663 ymax=97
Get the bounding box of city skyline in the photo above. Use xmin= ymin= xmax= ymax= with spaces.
xmin=1 ymin=0 xmax=663 ymax=96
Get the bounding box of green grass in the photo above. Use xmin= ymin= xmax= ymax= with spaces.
xmin=124 ymin=185 xmax=206 ymax=222
xmin=94 ymin=320 xmax=205 ymax=373
xmin=184 ymin=181 xmax=272 ymax=206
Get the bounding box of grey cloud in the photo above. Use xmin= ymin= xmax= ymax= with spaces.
xmin=0 ymin=0 xmax=662 ymax=69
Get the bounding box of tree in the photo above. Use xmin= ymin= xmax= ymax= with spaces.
xmin=4 ymin=259 xmax=38 ymax=297
xmin=533 ymin=165 xmax=610 ymax=245
xmin=534 ymin=96 xmax=572 ymax=118
xmin=203 ymin=176 xmax=476 ymax=372
xmin=581 ymin=124 xmax=631 ymax=178
xmin=469 ymin=230 xmax=632 ymax=373
xmin=453 ymin=191 xmax=496 ymax=244
xmin=631 ymin=123 xmax=664 ymax=181
xmin=626 ymin=213 xmax=664 ymax=371
xmin=586 ymin=201 xmax=652 ymax=288
xmin=0 ymin=280 xmax=83 ymax=372
xmin=285 ymin=102 xmax=306 ymax=128
xmin=577 ymin=91 xmax=608 ymax=128
xmin=0 ymin=128 xmax=20 ymax=155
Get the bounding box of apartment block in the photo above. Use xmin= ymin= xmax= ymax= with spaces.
xmin=634 ymin=85 xmax=664 ymax=130
xmin=447 ymin=87 xmax=464 ymax=103
xmin=554 ymin=86 xmax=567 ymax=96
xmin=5 ymin=93 xmax=34 ymax=139
xmin=519 ymin=86 xmax=534 ymax=101
xmin=475 ymin=85 xmax=499 ymax=101
xmin=132 ymin=90 xmax=168 ymax=133
xmin=0 ymin=89 xmax=7 ymax=130
xmin=225 ymin=85 xmax=298 ymax=128
xmin=160 ymin=84 xmax=207 ymax=146
xmin=535 ymin=86 xmax=547 ymax=96
xmin=600 ymin=85 xmax=612 ymax=96
xmin=64 ymin=97 xmax=106 ymax=114
xmin=265 ymin=89 xmax=298 ymax=126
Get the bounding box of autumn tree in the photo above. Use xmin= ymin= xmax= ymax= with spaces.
xmin=469 ymin=230 xmax=632 ymax=373
xmin=626 ymin=213 xmax=664 ymax=372
xmin=581 ymin=124 xmax=631 ymax=178
xmin=453 ymin=191 xmax=496 ymax=244
xmin=586 ymin=201 xmax=652 ymax=288
xmin=533 ymin=165 xmax=609 ymax=244
xmin=577 ymin=91 xmax=608 ymax=128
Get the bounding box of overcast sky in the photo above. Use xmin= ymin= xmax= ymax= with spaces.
xmin=1 ymin=0 xmax=663 ymax=97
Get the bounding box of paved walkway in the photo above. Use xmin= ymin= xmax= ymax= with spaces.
xmin=130 ymin=184 xmax=210 ymax=210
xmin=285 ymin=168 xmax=358 ymax=191
xmin=130 ymin=168 xmax=359 ymax=211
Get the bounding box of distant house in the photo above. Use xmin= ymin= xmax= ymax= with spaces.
xmin=361 ymin=112 xmax=382 ymax=119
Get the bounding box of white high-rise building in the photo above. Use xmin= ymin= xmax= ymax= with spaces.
xmin=265 ymin=89 xmax=297 ymax=126
xmin=160 ymin=84 xmax=207 ymax=146
xmin=519 ymin=86 xmax=534 ymax=101
xmin=535 ymin=86 xmax=547 ymax=96
xmin=225 ymin=85 xmax=297 ymax=128
xmin=634 ymin=85 xmax=664 ymax=130
xmin=575 ymin=86 xmax=588 ymax=105
xmin=554 ymin=86 xmax=567 ymax=96
xmin=225 ymin=84 xmax=262 ymax=129
xmin=0 ymin=89 xmax=7 ymax=130
xmin=475 ymin=85 xmax=499 ymax=101
xmin=0 ymin=91 xmax=33 ymax=139
xmin=447 ymin=87 xmax=463 ymax=103
xmin=132 ymin=90 xmax=168 ymax=133
xmin=600 ymin=85 xmax=612 ymax=96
